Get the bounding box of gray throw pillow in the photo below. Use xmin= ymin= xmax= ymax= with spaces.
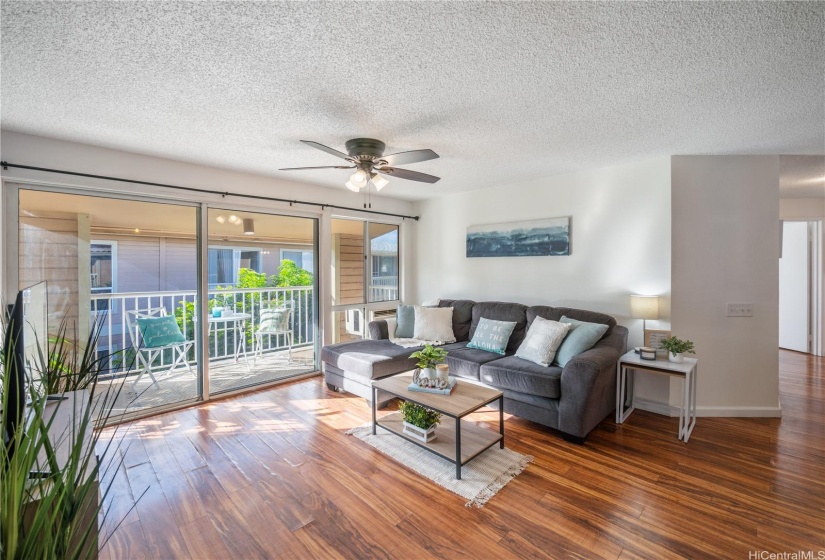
xmin=554 ymin=316 xmax=609 ymax=366
xmin=467 ymin=317 xmax=517 ymax=355
xmin=395 ymin=305 xmax=415 ymax=338
xmin=515 ymin=316 xmax=571 ymax=366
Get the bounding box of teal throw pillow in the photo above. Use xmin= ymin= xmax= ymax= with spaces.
xmin=467 ymin=317 xmax=517 ymax=355
xmin=137 ymin=315 xmax=186 ymax=348
xmin=554 ymin=316 xmax=609 ymax=366
xmin=395 ymin=305 xmax=415 ymax=338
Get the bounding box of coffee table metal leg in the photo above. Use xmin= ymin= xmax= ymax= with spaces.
xmin=499 ymin=395 xmax=504 ymax=449
xmin=372 ymin=386 xmax=377 ymax=435
xmin=455 ymin=417 xmax=461 ymax=480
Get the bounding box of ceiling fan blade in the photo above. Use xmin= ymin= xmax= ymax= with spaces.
xmin=279 ymin=166 xmax=355 ymax=171
xmin=377 ymin=166 xmax=441 ymax=184
xmin=380 ymin=149 xmax=439 ymax=166
xmin=299 ymin=140 xmax=352 ymax=161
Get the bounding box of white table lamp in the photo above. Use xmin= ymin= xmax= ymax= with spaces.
xmin=630 ymin=295 xmax=659 ymax=333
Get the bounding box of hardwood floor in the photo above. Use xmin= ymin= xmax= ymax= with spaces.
xmin=98 ymin=350 xmax=825 ymax=559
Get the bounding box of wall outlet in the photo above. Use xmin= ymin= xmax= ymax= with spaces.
xmin=726 ymin=303 xmax=753 ymax=317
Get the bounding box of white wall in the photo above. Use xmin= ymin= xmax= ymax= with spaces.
xmin=672 ymin=156 xmax=781 ymax=416
xmin=413 ymin=157 xmax=672 ymax=404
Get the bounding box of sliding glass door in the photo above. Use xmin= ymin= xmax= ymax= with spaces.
xmin=205 ymin=208 xmax=317 ymax=395
xmin=11 ymin=186 xmax=321 ymax=418
xmin=16 ymin=188 xmax=200 ymax=416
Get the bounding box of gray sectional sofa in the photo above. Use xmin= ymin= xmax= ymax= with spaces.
xmin=321 ymin=299 xmax=628 ymax=442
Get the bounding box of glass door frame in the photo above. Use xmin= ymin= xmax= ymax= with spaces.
xmin=4 ymin=181 xmax=205 ymax=415
xmin=202 ymin=203 xmax=321 ymax=397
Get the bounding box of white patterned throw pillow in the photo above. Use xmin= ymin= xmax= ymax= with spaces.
xmin=413 ymin=306 xmax=456 ymax=342
xmin=516 ymin=316 xmax=572 ymax=366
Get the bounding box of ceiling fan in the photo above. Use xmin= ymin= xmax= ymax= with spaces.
xmin=280 ymin=138 xmax=440 ymax=192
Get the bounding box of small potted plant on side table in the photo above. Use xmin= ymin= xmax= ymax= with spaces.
xmin=410 ymin=344 xmax=448 ymax=381
xmin=399 ymin=400 xmax=442 ymax=443
xmin=659 ymin=336 xmax=696 ymax=363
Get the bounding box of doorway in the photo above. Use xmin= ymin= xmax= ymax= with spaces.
xmin=779 ymin=220 xmax=823 ymax=355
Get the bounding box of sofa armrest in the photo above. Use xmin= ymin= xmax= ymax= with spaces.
xmin=558 ymin=326 xmax=628 ymax=438
xmin=368 ymin=320 xmax=390 ymax=340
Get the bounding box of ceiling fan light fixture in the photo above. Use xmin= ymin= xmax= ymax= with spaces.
xmin=371 ymin=173 xmax=389 ymax=192
xmin=350 ymin=169 xmax=369 ymax=187
xmin=345 ymin=180 xmax=362 ymax=192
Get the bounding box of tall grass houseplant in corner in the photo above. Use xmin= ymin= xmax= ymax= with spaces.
xmin=1 ymin=311 xmax=140 ymax=559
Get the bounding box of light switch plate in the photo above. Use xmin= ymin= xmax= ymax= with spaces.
xmin=726 ymin=303 xmax=753 ymax=317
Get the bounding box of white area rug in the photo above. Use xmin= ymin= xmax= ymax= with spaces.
xmin=347 ymin=424 xmax=533 ymax=507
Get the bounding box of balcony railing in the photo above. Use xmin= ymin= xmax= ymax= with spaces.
xmin=91 ymin=286 xmax=314 ymax=377
xmin=369 ymin=275 xmax=398 ymax=302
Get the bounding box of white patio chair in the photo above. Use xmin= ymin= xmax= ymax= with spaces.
xmin=126 ymin=307 xmax=195 ymax=385
xmin=254 ymin=304 xmax=293 ymax=364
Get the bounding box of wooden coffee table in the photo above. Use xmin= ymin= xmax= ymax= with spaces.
xmin=371 ymin=372 xmax=504 ymax=479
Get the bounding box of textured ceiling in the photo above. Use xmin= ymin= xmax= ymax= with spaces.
xmin=2 ymin=1 xmax=824 ymax=201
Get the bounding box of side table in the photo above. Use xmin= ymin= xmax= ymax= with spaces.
xmin=615 ymin=350 xmax=697 ymax=442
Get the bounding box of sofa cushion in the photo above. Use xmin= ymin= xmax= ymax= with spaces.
xmin=444 ymin=346 xmax=504 ymax=380
xmin=469 ymin=301 xmax=528 ymax=352
xmin=320 ymin=339 xmax=415 ymax=379
xmin=527 ymin=305 xmax=616 ymax=334
xmin=438 ymin=299 xmax=476 ymax=342
xmin=516 ymin=316 xmax=571 ymax=366
xmin=480 ymin=356 xmax=563 ymax=399
xmin=395 ymin=305 xmax=415 ymax=338
xmin=467 ymin=317 xmax=517 ymax=355
xmin=554 ymin=316 xmax=610 ymax=367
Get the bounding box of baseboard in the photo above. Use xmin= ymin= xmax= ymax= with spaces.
xmin=634 ymin=398 xmax=678 ymax=417
xmin=695 ymin=405 xmax=782 ymax=418
xmin=633 ymin=398 xmax=783 ymax=418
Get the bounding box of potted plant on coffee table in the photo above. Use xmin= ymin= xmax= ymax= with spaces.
xmin=409 ymin=344 xmax=448 ymax=380
xmin=398 ymin=400 xmax=442 ymax=443
xmin=659 ymin=336 xmax=696 ymax=363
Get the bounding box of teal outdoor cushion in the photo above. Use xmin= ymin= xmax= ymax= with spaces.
xmin=259 ymin=308 xmax=290 ymax=332
xmin=395 ymin=305 xmax=415 ymax=338
xmin=554 ymin=316 xmax=609 ymax=366
xmin=467 ymin=317 xmax=517 ymax=355
xmin=137 ymin=315 xmax=186 ymax=348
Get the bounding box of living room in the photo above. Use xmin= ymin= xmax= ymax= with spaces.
xmin=1 ymin=2 xmax=823 ymax=559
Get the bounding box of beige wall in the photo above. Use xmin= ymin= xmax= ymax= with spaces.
xmin=780 ymin=197 xmax=825 ymax=220
xmin=672 ymin=155 xmax=781 ymax=416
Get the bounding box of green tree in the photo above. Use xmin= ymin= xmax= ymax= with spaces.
xmin=237 ymin=268 xmax=267 ymax=288
xmin=272 ymin=259 xmax=313 ymax=287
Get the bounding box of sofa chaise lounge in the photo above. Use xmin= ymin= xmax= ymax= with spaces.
xmin=321 ymin=299 xmax=628 ymax=442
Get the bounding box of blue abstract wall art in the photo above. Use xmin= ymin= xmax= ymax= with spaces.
xmin=466 ymin=217 xmax=570 ymax=258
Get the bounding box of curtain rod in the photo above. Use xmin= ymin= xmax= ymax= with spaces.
xmin=0 ymin=161 xmax=420 ymax=221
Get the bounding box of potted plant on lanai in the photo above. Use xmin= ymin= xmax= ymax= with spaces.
xmin=398 ymin=399 xmax=442 ymax=443
xmin=659 ymin=336 xmax=696 ymax=363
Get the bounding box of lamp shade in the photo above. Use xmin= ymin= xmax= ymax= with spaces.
xmin=630 ymin=295 xmax=659 ymax=320
xmin=242 ymin=218 xmax=255 ymax=236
